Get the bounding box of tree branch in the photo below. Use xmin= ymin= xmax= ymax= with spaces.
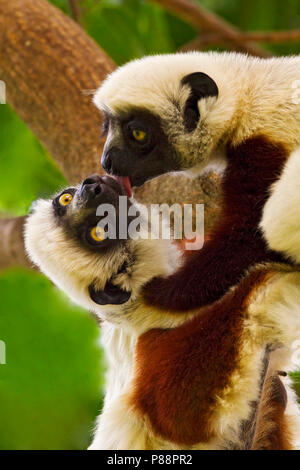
xmin=0 ymin=0 xmax=115 ymax=184
xmin=150 ymin=0 xmax=271 ymax=57
xmin=0 ymin=0 xmax=115 ymax=269
xmin=240 ymin=30 xmax=300 ymax=43
xmin=68 ymin=0 xmax=82 ymax=25
xmin=0 ymin=217 xmax=32 ymax=270
xmin=181 ymin=29 xmax=300 ymax=51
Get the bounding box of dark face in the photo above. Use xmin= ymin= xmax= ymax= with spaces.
xmin=52 ymin=174 xmax=133 ymax=253
xmin=100 ymin=72 xmax=219 ymax=193
xmin=101 ymin=109 xmax=181 ymax=190
xmin=52 ymin=175 xmax=134 ymax=305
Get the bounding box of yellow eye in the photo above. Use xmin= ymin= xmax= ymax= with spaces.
xmin=90 ymin=226 xmax=105 ymax=242
xmin=59 ymin=193 xmax=73 ymax=206
xmin=132 ymin=129 xmax=146 ymax=142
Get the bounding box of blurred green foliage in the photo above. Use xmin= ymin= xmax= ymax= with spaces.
xmin=81 ymin=0 xmax=300 ymax=63
xmin=0 ymin=0 xmax=299 ymax=450
xmin=0 ymin=269 xmax=104 ymax=450
xmin=0 ymin=106 xmax=67 ymax=216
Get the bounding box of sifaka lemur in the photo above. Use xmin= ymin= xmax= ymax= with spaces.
xmin=25 ymin=174 xmax=300 ymax=450
xmin=93 ymin=52 xmax=300 ymax=311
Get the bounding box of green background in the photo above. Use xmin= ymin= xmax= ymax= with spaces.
xmin=0 ymin=0 xmax=299 ymax=450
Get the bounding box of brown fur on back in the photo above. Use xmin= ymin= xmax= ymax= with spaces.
xmin=132 ymin=268 xmax=272 ymax=446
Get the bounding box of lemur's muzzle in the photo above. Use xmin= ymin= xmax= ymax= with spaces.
xmin=80 ymin=174 xmax=102 ymax=201
xmin=78 ymin=174 xmax=126 ymax=207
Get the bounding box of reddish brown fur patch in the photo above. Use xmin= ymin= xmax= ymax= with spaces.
xmin=251 ymin=370 xmax=293 ymax=450
xmin=143 ymin=136 xmax=289 ymax=311
xmin=132 ymin=267 xmax=272 ymax=446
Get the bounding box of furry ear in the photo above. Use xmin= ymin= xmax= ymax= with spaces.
xmin=89 ymin=281 xmax=131 ymax=305
xmin=181 ymin=72 xmax=219 ymax=132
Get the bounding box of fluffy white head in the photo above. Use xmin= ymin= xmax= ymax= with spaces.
xmin=94 ymin=52 xmax=240 ymax=171
xmin=25 ymin=196 xmax=180 ymax=322
xmin=94 ymin=52 xmax=238 ymax=117
xmin=95 ymin=52 xmax=300 ymax=177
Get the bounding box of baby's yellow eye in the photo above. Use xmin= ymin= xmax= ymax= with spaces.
xmin=90 ymin=226 xmax=105 ymax=242
xmin=132 ymin=129 xmax=146 ymax=142
xmin=59 ymin=193 xmax=73 ymax=206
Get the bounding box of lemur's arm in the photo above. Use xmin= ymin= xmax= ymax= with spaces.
xmin=143 ymin=137 xmax=288 ymax=311
xmin=143 ymin=226 xmax=276 ymax=311
xmin=132 ymin=265 xmax=277 ymax=447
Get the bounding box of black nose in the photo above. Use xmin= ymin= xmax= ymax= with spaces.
xmin=80 ymin=174 xmax=102 ymax=200
xmin=101 ymin=147 xmax=123 ymax=175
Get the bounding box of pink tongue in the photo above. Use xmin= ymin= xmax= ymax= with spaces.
xmin=113 ymin=176 xmax=132 ymax=198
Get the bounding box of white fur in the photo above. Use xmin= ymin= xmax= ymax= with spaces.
xmin=260 ymin=146 xmax=300 ymax=263
xmin=247 ymin=268 xmax=300 ymax=348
